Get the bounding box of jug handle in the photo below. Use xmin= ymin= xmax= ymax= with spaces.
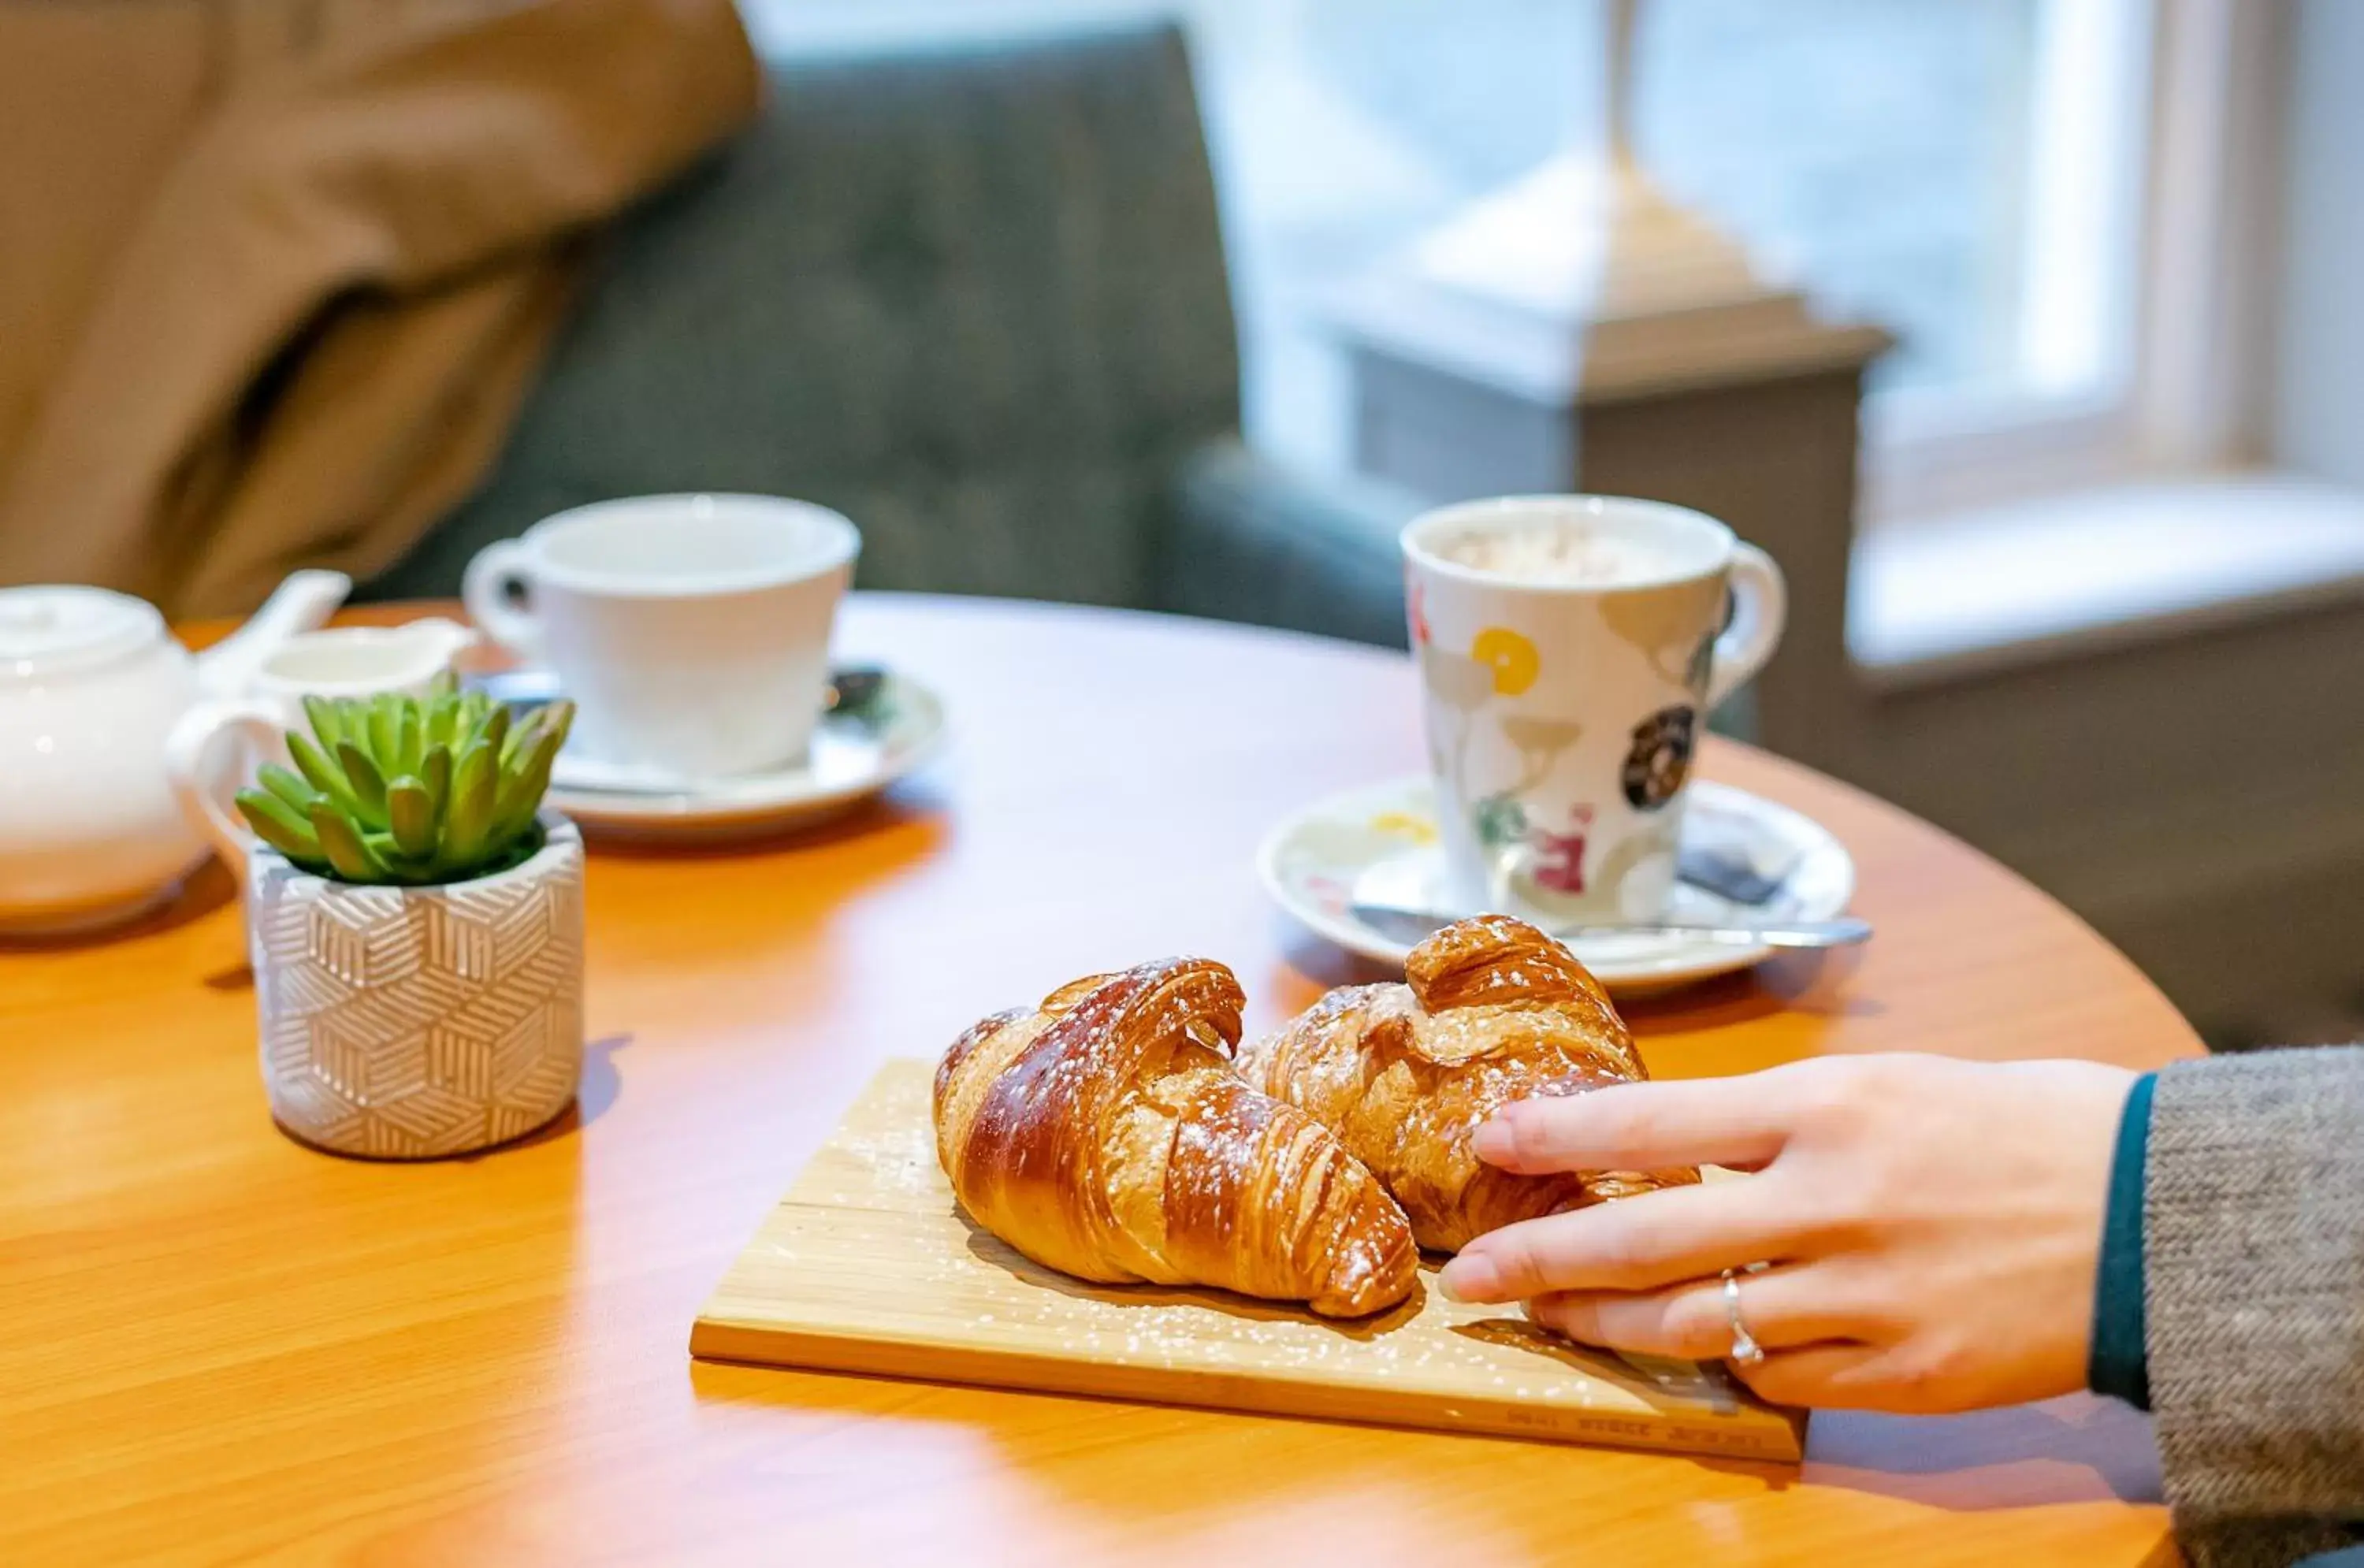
xmin=165 ymin=699 xmax=286 ymax=875
xmin=195 ymin=570 xmax=351 ymax=699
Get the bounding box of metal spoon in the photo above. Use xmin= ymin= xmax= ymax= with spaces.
xmin=1347 ymin=903 xmax=1872 ymax=950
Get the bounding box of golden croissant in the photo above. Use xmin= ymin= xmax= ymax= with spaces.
xmin=933 ymin=957 xmax=1418 ymax=1317
xmin=1238 ymin=916 xmax=1699 ymax=1253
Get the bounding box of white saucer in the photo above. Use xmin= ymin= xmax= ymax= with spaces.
xmin=530 ymin=673 xmax=944 ymax=845
xmin=1257 ymin=776 xmax=1857 ymax=995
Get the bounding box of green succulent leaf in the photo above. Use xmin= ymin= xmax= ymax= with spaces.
xmin=286 ymin=732 xmax=366 ymax=822
xmin=262 ymin=674 xmax=559 ymax=886
xmin=335 ymin=739 xmax=388 ymax=829
xmin=500 ymin=708 xmax=545 ymax=770
xmin=387 ymin=775 xmax=437 ymax=860
xmin=288 ymin=730 xmax=341 ymax=794
xmin=496 ymin=700 xmax=571 ymax=849
xmin=362 ymin=830 xmax=436 ymax=886
xmin=236 ymin=790 xmax=325 ymax=866
xmin=310 ymin=801 xmax=387 ymax=882
xmin=491 ymin=728 xmax=557 ymax=845
xmin=366 ymin=696 xmax=400 ymax=770
xmin=441 ymin=741 xmax=498 ymax=872
xmin=257 ymin=762 xmax=319 ymax=813
xmin=302 ymin=694 xmax=344 ymax=752
xmin=422 ymin=743 xmax=452 ymax=823
xmin=459 ymin=699 xmax=509 ymax=761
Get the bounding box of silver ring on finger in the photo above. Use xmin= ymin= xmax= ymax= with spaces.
xmin=1720 ymin=1265 xmax=1766 ymax=1367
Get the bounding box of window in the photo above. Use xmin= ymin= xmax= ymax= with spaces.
xmin=743 ymin=0 xmax=2262 ymax=522
xmin=1641 ymin=0 xmax=2143 ymax=410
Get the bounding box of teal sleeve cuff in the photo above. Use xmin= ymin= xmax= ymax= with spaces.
xmin=2087 ymin=1071 xmax=2155 ymax=1409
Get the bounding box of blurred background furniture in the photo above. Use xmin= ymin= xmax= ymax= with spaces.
xmin=367 ymin=23 xmax=1421 ymax=649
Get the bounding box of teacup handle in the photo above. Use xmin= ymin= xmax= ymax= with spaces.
xmin=1704 ymin=543 xmax=1787 ymax=711
xmin=462 ymin=540 xmax=544 ymax=660
xmin=164 ymin=698 xmax=288 ymax=875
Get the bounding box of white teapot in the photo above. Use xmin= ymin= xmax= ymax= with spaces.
xmin=0 ymin=572 xmax=348 ymax=935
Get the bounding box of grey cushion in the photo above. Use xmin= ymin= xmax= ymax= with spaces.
xmin=1162 ymin=437 xmax=1418 ymax=648
xmin=374 ymin=22 xmax=1239 ymax=610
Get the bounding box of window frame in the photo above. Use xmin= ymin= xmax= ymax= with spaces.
xmin=1862 ymin=0 xmax=2290 ymax=527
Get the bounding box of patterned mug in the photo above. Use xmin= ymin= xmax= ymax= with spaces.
xmin=1403 ymin=495 xmax=1786 ymax=922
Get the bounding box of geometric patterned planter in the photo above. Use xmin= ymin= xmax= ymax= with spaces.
xmin=247 ymin=813 xmax=585 ymax=1158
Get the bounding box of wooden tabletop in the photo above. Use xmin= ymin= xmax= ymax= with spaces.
xmin=1 ymin=594 xmax=2198 ymax=1566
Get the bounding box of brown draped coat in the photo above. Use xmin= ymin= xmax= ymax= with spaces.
xmin=0 ymin=0 xmax=757 ymax=617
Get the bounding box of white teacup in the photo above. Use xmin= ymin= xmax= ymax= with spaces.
xmin=462 ymin=494 xmax=859 ymax=778
xmin=1403 ymin=495 xmax=1786 ymax=922
xmin=165 ymin=618 xmax=480 ymax=872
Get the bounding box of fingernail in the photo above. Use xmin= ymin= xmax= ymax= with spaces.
xmin=1437 ymin=1253 xmax=1501 ymax=1304
xmin=1470 ymin=1114 xmax=1516 ymax=1167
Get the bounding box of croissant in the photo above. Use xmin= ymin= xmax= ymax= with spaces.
xmin=1237 ymin=916 xmax=1699 ymax=1253
xmin=933 ymin=957 xmax=1418 ymax=1317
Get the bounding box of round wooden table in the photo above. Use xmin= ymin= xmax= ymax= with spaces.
xmin=1 ymin=595 xmax=2197 ymax=1566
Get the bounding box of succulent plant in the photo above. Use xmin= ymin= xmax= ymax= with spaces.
xmin=233 ymin=672 xmax=573 ymax=886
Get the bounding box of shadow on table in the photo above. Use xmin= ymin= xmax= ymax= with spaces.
xmin=955 ymin=1205 xmax=1429 ymax=1339
xmin=1620 ymin=955 xmax=1887 ymax=1031
xmin=576 ymin=786 xmax=946 ymax=863
xmin=1803 ymin=1395 xmax=2165 ymax=1510
xmin=479 ymin=1031 xmax=634 ymax=1155
xmin=678 ymin=1350 xmax=2161 ymax=1559
xmin=0 ymin=856 xmax=238 ymax=953
xmin=1447 ymin=1316 xmax=1749 ymax=1417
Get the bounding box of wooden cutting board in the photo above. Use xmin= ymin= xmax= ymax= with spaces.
xmin=691 ymin=1060 xmax=1806 ymax=1462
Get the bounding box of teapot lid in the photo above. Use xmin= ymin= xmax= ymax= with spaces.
xmin=0 ymin=586 xmax=165 ymax=677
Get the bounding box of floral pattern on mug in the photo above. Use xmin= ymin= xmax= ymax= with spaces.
xmin=1470 ymin=626 xmax=1540 ymax=697
xmin=1471 ymin=792 xmax=1530 ymax=850
xmin=1370 ymin=811 xmax=1437 ymax=845
xmin=1622 ymin=705 xmax=1699 ymax=811
xmin=1305 ymin=873 xmax=1351 ymax=916
xmin=1530 ymin=804 xmax=1594 ymax=894
xmin=1407 ymin=577 xmax=1433 ymax=648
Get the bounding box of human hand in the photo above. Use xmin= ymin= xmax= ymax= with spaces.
xmin=1433 ymin=1054 xmax=2137 ymax=1414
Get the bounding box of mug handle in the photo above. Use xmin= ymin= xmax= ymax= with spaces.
xmin=164 ymin=698 xmax=288 ymax=875
xmin=1704 ymin=543 xmax=1788 ymax=712
xmin=461 ymin=539 xmax=543 ymax=660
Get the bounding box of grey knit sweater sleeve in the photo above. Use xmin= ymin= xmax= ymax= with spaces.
xmin=2149 ymin=1046 xmax=2364 ymax=1568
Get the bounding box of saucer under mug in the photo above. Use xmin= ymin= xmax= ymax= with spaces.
xmin=470 ymin=666 xmax=945 ymax=845
xmin=1258 ymin=775 xmax=1855 ymax=994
